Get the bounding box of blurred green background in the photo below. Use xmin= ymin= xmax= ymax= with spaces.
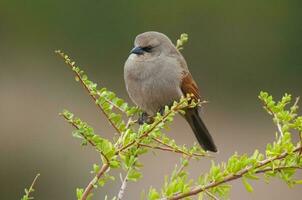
xmin=1 ymin=0 xmax=301 ymax=199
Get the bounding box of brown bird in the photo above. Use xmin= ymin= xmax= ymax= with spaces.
xmin=124 ymin=31 xmax=217 ymax=152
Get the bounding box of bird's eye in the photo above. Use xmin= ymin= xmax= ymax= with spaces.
xmin=142 ymin=46 xmax=153 ymax=52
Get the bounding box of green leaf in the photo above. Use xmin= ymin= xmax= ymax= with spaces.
xmin=128 ymin=169 xmax=142 ymax=182
xmin=148 ymin=188 xmax=160 ymax=200
xmin=294 ymin=180 xmax=302 ymax=184
xmin=109 ymin=160 xmax=120 ymax=168
xmin=245 ymin=173 xmax=259 ymax=180
xmin=76 ymin=188 xmax=84 ymax=200
xmin=242 ymin=177 xmax=254 ymax=192
xmin=92 ymin=164 xmax=100 ymax=174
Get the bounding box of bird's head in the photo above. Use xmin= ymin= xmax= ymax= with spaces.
xmin=130 ymin=31 xmax=176 ymax=58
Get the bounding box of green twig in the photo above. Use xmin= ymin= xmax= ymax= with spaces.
xmin=21 ymin=174 xmax=40 ymax=200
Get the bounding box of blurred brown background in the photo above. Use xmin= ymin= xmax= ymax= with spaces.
xmin=0 ymin=0 xmax=301 ymax=199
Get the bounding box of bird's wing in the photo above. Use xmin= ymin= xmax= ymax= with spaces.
xmin=180 ymin=72 xmax=201 ymax=101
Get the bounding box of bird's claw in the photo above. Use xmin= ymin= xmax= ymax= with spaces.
xmin=159 ymin=107 xmax=165 ymax=116
xmin=138 ymin=112 xmax=149 ymax=125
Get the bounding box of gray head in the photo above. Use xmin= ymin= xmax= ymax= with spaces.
xmin=130 ymin=31 xmax=177 ymax=58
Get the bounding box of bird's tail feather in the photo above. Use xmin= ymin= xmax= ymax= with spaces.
xmin=184 ymin=108 xmax=217 ymax=152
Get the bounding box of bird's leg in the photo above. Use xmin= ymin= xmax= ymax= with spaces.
xmin=159 ymin=107 xmax=165 ymax=116
xmin=138 ymin=112 xmax=149 ymax=125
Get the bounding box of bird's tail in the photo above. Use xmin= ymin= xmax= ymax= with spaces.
xmin=184 ymin=108 xmax=217 ymax=152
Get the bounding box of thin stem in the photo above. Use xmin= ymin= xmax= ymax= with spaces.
xmin=291 ymin=97 xmax=300 ymax=115
xmin=255 ymin=166 xmax=302 ymax=174
xmin=167 ymin=146 xmax=302 ymax=200
xmin=204 ymin=190 xmax=220 ymax=200
xmin=117 ymin=169 xmax=130 ymax=200
xmin=125 ymin=117 xmax=137 ymax=129
xmin=175 ymin=157 xmax=191 ymax=178
xmin=29 ymin=173 xmax=40 ymax=193
xmin=260 ymin=99 xmax=283 ymax=137
xmin=276 ymin=118 xmax=283 ymax=137
xmin=138 ymin=143 xmax=204 ymax=158
xmin=152 ymin=137 xmax=207 ymax=157
xmin=81 ymin=163 xmax=110 ymax=200
xmin=22 ymin=173 xmax=40 ymax=200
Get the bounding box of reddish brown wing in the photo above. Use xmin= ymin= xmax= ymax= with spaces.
xmin=180 ymin=72 xmax=201 ymax=101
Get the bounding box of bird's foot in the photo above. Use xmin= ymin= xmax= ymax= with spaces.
xmin=159 ymin=107 xmax=165 ymax=116
xmin=138 ymin=112 xmax=150 ymax=125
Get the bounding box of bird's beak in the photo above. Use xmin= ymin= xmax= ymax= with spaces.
xmin=130 ymin=46 xmax=144 ymax=55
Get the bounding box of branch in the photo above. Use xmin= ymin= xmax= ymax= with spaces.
xmin=175 ymin=157 xmax=191 ymax=178
xmin=291 ymin=97 xmax=300 ymax=115
xmin=61 ymin=114 xmax=111 ymax=200
xmin=166 ymin=146 xmax=302 ymax=200
xmin=138 ymin=143 xmax=192 ymax=156
xmin=61 ymin=114 xmax=110 ymax=163
xmin=152 ymin=137 xmax=207 ymax=157
xmin=81 ymin=163 xmax=110 ymax=200
xmin=138 ymin=142 xmax=206 ymax=158
xmin=204 ymin=190 xmax=220 ymax=200
xmin=260 ymin=96 xmax=299 ymax=138
xmin=260 ymin=98 xmax=284 ymax=137
xmin=55 ymin=50 xmax=122 ymax=134
xmin=255 ymin=166 xmax=302 ymax=174
xmin=125 ymin=117 xmax=137 ymax=129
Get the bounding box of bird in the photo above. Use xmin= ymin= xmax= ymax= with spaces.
xmin=124 ymin=31 xmax=217 ymax=152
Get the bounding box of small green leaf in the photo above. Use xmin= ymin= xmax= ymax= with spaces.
xmin=128 ymin=169 xmax=142 ymax=182
xmin=109 ymin=160 xmax=120 ymax=168
xmin=148 ymin=188 xmax=160 ymax=200
xmin=294 ymin=180 xmax=302 ymax=184
xmin=76 ymin=188 xmax=84 ymax=200
xmin=242 ymin=177 xmax=254 ymax=192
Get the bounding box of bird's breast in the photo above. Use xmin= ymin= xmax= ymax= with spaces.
xmin=124 ymin=57 xmax=183 ymax=115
